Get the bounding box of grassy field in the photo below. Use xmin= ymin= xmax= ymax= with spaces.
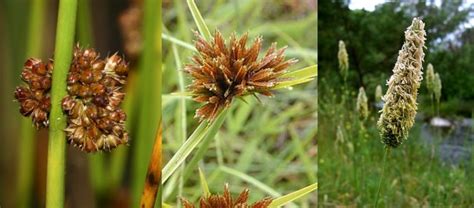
xmin=161 ymin=0 xmax=317 ymax=207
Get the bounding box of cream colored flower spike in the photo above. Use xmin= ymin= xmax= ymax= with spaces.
xmin=377 ymin=18 xmax=426 ymax=148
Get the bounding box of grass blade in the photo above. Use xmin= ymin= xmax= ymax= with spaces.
xmin=186 ymin=0 xmax=212 ymax=40
xmin=198 ymin=167 xmax=211 ymax=197
xmin=268 ymin=183 xmax=318 ymax=208
xmin=218 ymin=166 xmax=281 ymax=197
xmin=163 ymin=108 xmax=229 ymax=183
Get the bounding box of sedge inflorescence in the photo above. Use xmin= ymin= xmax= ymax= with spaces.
xmin=356 ymin=86 xmax=368 ymax=121
xmin=15 ymin=58 xmax=53 ymax=128
xmin=14 ymin=45 xmax=129 ymax=152
xmin=62 ymin=46 xmax=129 ymax=152
xmin=181 ymin=184 xmax=273 ymax=208
xmin=185 ymin=31 xmax=297 ymax=121
xmin=377 ymin=18 xmax=426 ymax=148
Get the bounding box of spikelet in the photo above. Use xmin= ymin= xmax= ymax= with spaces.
xmin=377 ymin=18 xmax=426 ymax=148
xmin=181 ymin=184 xmax=273 ymax=208
xmin=14 ymin=58 xmax=53 ymax=128
xmin=425 ymin=63 xmax=435 ymax=94
xmin=356 ymin=87 xmax=368 ymax=121
xmin=433 ymin=72 xmax=442 ymax=103
xmin=375 ymin=85 xmax=383 ymax=103
xmin=62 ymin=45 xmax=129 ymax=152
xmin=185 ymin=31 xmax=297 ymax=121
xmin=338 ymin=40 xmax=349 ymax=80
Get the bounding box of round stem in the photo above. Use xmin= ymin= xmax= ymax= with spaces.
xmin=46 ymin=0 xmax=77 ymax=207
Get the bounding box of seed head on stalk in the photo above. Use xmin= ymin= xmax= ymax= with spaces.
xmin=377 ymin=18 xmax=426 ymax=148
xmin=181 ymin=184 xmax=273 ymax=208
xmin=425 ymin=63 xmax=435 ymax=94
xmin=185 ymin=31 xmax=297 ymax=121
xmin=357 ymin=87 xmax=368 ymax=121
xmin=375 ymin=85 xmax=383 ymax=103
xmin=433 ymin=72 xmax=442 ymax=103
xmin=338 ymin=40 xmax=349 ymax=80
xmin=14 ymin=58 xmax=53 ymax=128
xmin=62 ymin=45 xmax=129 ymax=152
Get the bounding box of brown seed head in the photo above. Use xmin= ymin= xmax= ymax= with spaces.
xmin=14 ymin=58 xmax=53 ymax=128
xmin=62 ymin=45 xmax=129 ymax=152
xmin=181 ymin=184 xmax=273 ymax=208
xmin=185 ymin=31 xmax=297 ymax=120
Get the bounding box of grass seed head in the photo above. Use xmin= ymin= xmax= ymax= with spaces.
xmin=185 ymin=31 xmax=297 ymax=121
xmin=377 ymin=17 xmax=426 ymax=148
xmin=338 ymin=40 xmax=349 ymax=80
xmin=375 ymin=84 xmax=383 ymax=103
xmin=62 ymin=45 xmax=129 ymax=152
xmin=181 ymin=184 xmax=273 ymax=208
xmin=357 ymin=87 xmax=368 ymax=121
xmin=433 ymin=72 xmax=442 ymax=103
xmin=426 ymin=63 xmax=435 ymax=94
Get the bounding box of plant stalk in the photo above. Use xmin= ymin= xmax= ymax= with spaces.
xmin=46 ymin=0 xmax=78 ymax=207
xmin=374 ymin=147 xmax=390 ymax=208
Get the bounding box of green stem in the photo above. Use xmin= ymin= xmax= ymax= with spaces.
xmin=131 ymin=0 xmax=161 ymax=205
xmin=374 ymin=147 xmax=390 ymax=208
xmin=46 ymin=0 xmax=78 ymax=207
xmin=17 ymin=0 xmax=45 ymax=207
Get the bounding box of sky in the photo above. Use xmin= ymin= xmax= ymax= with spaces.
xmin=349 ymin=0 xmax=474 ymax=27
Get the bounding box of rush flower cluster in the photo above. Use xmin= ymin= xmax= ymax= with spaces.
xmin=15 ymin=58 xmax=53 ymax=128
xmin=14 ymin=45 xmax=129 ymax=152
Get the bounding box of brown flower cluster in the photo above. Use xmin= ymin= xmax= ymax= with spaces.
xmin=14 ymin=45 xmax=129 ymax=152
xmin=181 ymin=184 xmax=273 ymax=208
xmin=185 ymin=31 xmax=297 ymax=120
xmin=62 ymin=46 xmax=129 ymax=152
xmin=14 ymin=58 xmax=53 ymax=128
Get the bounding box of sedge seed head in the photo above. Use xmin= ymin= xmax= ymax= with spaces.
xmin=356 ymin=87 xmax=368 ymax=121
xmin=14 ymin=58 xmax=53 ymax=128
xmin=375 ymin=85 xmax=383 ymax=103
xmin=62 ymin=45 xmax=129 ymax=152
xmin=338 ymin=40 xmax=349 ymax=80
xmin=433 ymin=72 xmax=442 ymax=103
xmin=426 ymin=63 xmax=435 ymax=94
xmin=185 ymin=31 xmax=297 ymax=121
xmin=377 ymin=18 xmax=426 ymax=148
xmin=181 ymin=184 xmax=273 ymax=208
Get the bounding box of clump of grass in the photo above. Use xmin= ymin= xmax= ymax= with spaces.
xmin=377 ymin=17 xmax=426 ymax=148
